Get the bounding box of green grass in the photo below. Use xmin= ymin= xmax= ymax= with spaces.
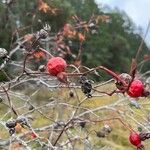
xmin=0 ymin=83 xmax=150 ymax=149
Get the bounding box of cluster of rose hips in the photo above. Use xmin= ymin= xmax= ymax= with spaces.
xmin=45 ymin=56 xmax=149 ymax=99
xmin=46 ymin=56 xmax=93 ymax=97
xmin=6 ymin=120 xmax=17 ymax=135
xmin=45 ymin=56 xmax=150 ymax=150
xmin=6 ymin=117 xmax=30 ymax=135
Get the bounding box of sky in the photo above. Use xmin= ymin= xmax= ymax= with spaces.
xmin=95 ymin=0 xmax=150 ymax=46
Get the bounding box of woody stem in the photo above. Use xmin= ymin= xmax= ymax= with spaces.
xmin=66 ymin=65 xmax=128 ymax=87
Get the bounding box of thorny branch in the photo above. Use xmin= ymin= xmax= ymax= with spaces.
xmin=0 ymin=4 xmax=150 ymax=150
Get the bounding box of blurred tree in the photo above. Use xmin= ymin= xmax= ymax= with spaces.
xmin=0 ymin=0 xmax=149 ymax=81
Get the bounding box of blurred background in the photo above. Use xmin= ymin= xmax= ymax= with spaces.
xmin=0 ymin=0 xmax=149 ymax=81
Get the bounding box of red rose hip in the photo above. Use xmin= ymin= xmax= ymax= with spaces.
xmin=127 ymin=80 xmax=144 ymax=98
xmin=129 ymin=132 xmax=145 ymax=150
xmin=47 ymin=57 xmax=67 ymax=76
xmin=129 ymin=132 xmax=144 ymax=149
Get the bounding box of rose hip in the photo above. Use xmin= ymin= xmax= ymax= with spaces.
xmin=46 ymin=57 xmax=67 ymax=76
xmin=127 ymin=80 xmax=144 ymax=98
xmin=129 ymin=132 xmax=144 ymax=149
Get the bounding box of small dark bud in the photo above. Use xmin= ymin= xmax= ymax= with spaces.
xmin=6 ymin=120 xmax=17 ymax=128
xmin=103 ymin=124 xmax=112 ymax=133
xmin=19 ymin=45 xmax=24 ymax=49
xmin=79 ymin=75 xmax=92 ymax=98
xmin=96 ymin=131 xmax=105 ymax=138
xmin=79 ymin=121 xmax=86 ymax=128
xmin=9 ymin=128 xmax=15 ymax=135
xmin=16 ymin=117 xmax=30 ymax=128
xmin=69 ymin=90 xmax=74 ymax=98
